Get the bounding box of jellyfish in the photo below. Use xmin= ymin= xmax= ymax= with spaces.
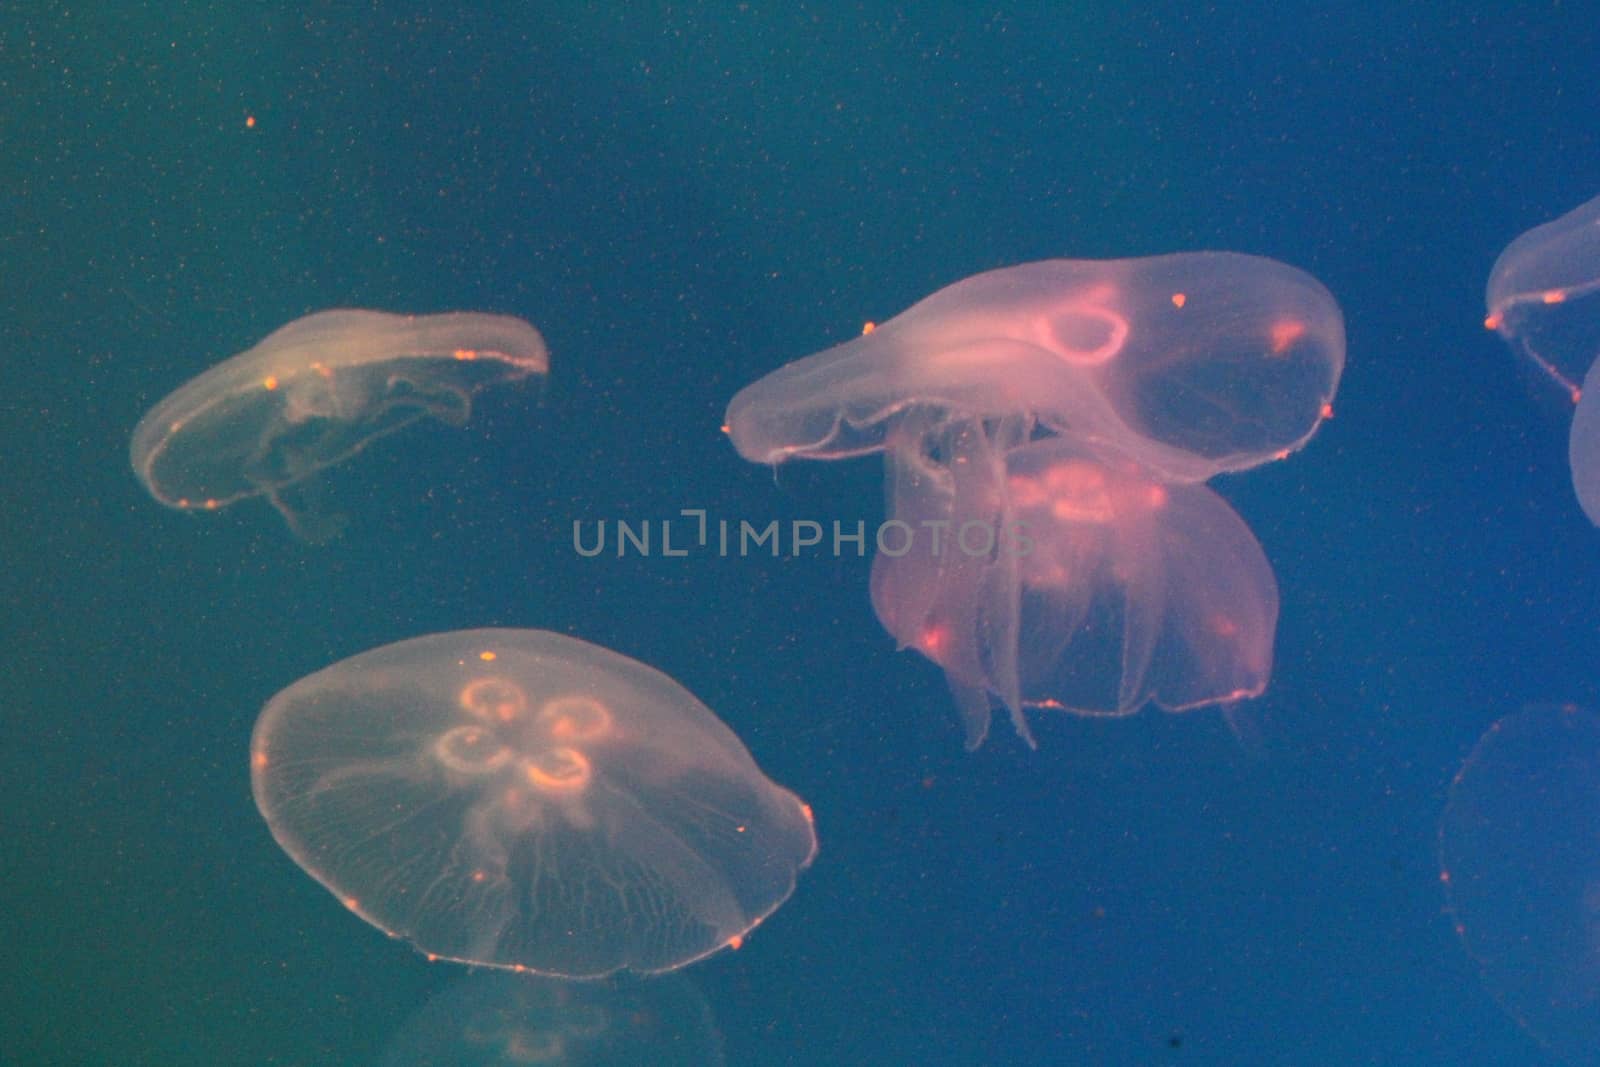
xmin=130 ymin=309 xmax=548 ymax=540
xmin=725 ymin=252 xmax=1343 ymax=484
xmin=250 ymin=629 xmax=817 ymax=978
xmin=724 ymin=253 xmax=1341 ymax=746
xmin=1440 ymin=704 xmax=1600 ymax=1064
xmin=1485 ymin=191 xmax=1600 ymax=526
xmin=871 ymin=420 xmax=1277 ymax=749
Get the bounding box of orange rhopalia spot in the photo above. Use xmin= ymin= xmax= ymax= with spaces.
xmin=1268 ymin=319 xmax=1306 ymax=355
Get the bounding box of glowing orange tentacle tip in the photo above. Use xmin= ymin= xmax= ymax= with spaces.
xmin=727 ymin=935 xmax=745 ymax=950
xmin=861 ymin=321 xmax=877 ymax=335
xmin=478 ymin=651 xmax=497 ymax=662
xmin=262 ymin=375 xmax=279 ymax=390
xmin=1170 ymin=292 xmax=1187 ymax=308
xmin=245 ymin=115 xmax=256 ymax=128
xmin=1320 ymin=402 xmax=1334 ymax=420
xmin=453 ymin=348 xmax=478 ymax=360
xmin=1542 ymin=289 xmax=1568 ymax=305
xmin=1484 ymin=313 xmax=1502 ymax=330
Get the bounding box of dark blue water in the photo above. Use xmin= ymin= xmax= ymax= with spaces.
xmin=5 ymin=4 xmax=1599 ymax=1064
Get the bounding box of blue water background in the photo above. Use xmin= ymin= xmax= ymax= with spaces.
xmin=4 ymin=3 xmax=1599 ymax=1064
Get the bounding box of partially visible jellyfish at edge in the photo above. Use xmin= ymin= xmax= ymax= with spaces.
xmin=250 ymin=629 xmax=817 ymax=978
xmin=1439 ymin=705 xmax=1600 ymax=1065
xmin=1485 ymin=191 xmax=1600 ymax=526
xmin=724 ymin=253 xmax=1343 ymax=747
xmin=130 ymin=309 xmax=549 ymax=541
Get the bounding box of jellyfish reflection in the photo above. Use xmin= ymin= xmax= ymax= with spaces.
xmin=1485 ymin=191 xmax=1600 ymax=526
xmin=130 ymin=309 xmax=548 ymax=540
xmin=380 ymin=971 xmax=725 ymax=1067
xmin=250 ymin=629 xmax=817 ymax=977
xmin=725 ymin=253 xmax=1341 ymax=746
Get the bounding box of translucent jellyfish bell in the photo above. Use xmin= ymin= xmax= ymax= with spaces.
xmin=725 ymin=253 xmax=1344 ymax=483
xmin=130 ymin=309 xmax=548 ymax=539
xmin=1485 ymin=191 xmax=1600 ymax=525
xmin=250 ymin=629 xmax=818 ymax=978
xmin=871 ymin=422 xmax=1278 ymax=749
